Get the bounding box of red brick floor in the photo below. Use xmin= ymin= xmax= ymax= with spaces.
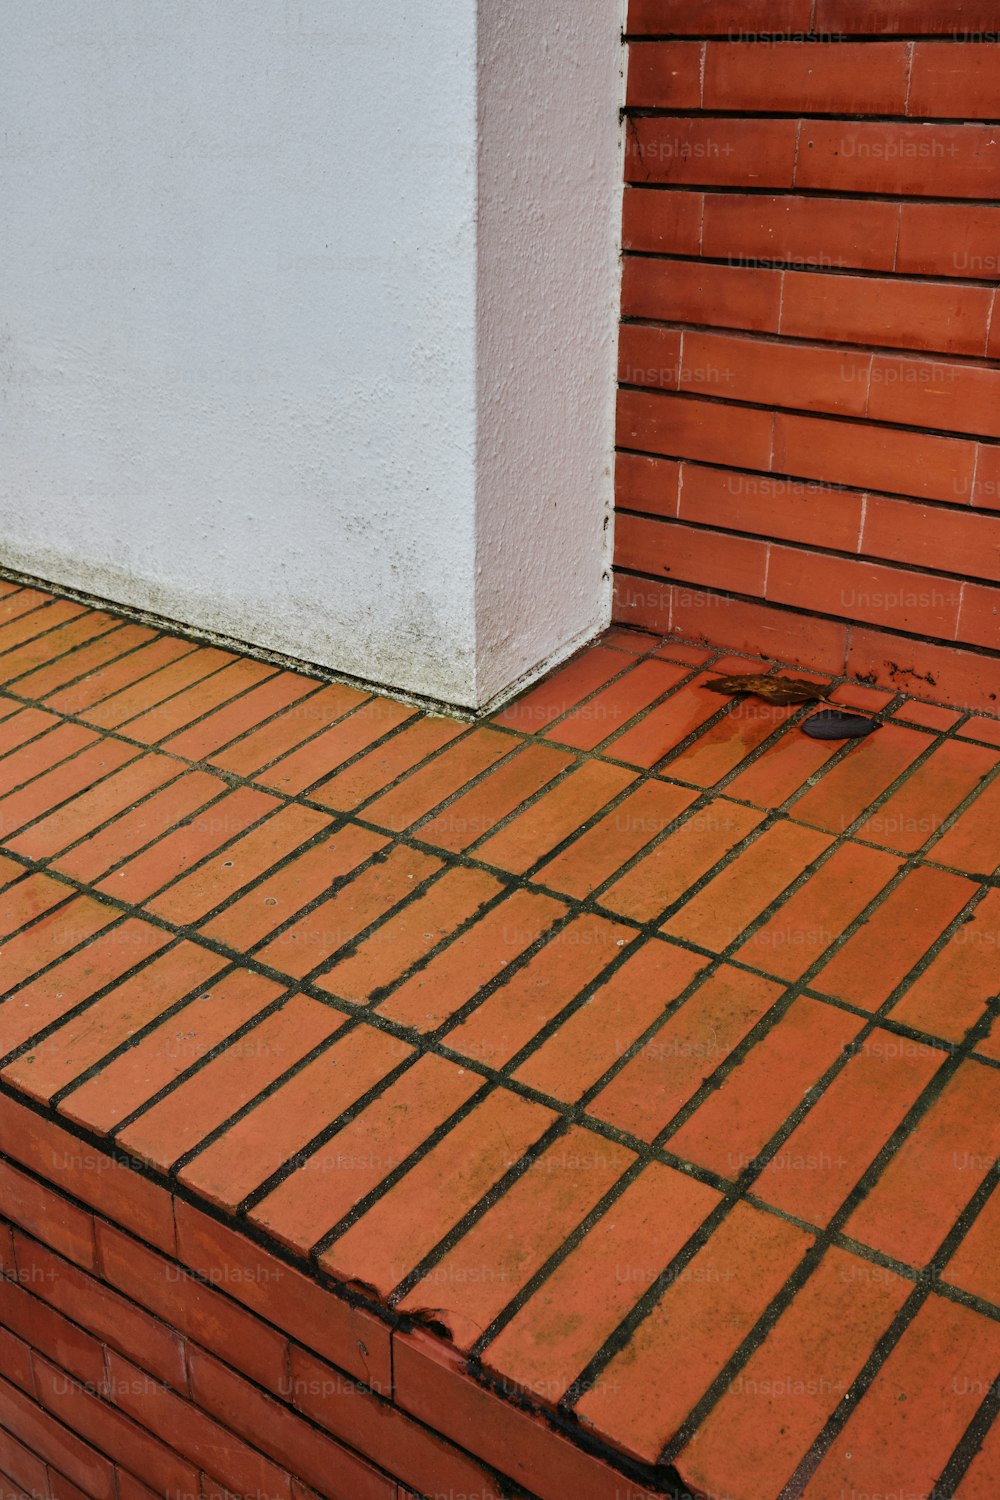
xmin=1 ymin=577 xmax=999 ymax=1500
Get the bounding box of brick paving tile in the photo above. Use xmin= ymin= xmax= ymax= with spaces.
xmin=851 ymin=738 xmax=998 ymax=853
xmin=844 ymin=1061 xmax=1000 ymax=1268
xmin=78 ymin=644 xmax=235 ymax=728
xmin=810 ymin=863 xmax=977 ymax=1009
xmin=3 ymin=941 xmax=227 ymax=1104
xmin=790 ymin=722 xmax=932 ymax=834
xmin=2 ymin=601 xmax=999 ymax=1500
xmin=482 ymin=1162 xmax=721 ymax=1407
xmin=572 ymin=1201 xmax=812 ymax=1459
xmin=735 ymin=840 xmax=902 ymax=980
xmin=676 ymin=1247 xmax=911 ymax=1500
xmin=511 ymin=939 xmax=710 ymax=1105
xmin=317 ymin=863 xmax=504 ymax=1003
xmin=667 ymin=997 xmax=866 ymax=1181
xmin=886 ymin=887 xmax=1000 ymax=1044
xmin=57 ymin=968 xmax=287 ymax=1136
xmin=588 ymin=966 xmax=784 ymax=1142
xmin=443 ymin=911 xmax=636 ymax=1071
xmin=375 ymin=888 xmax=566 ymax=1032
xmin=600 ymin=798 xmax=765 ymax=924
xmin=753 ymin=1032 xmax=945 ymax=1226
xmin=802 ymin=1297 xmax=1000 ymax=1500
xmin=177 ymin=1024 xmax=413 ymax=1210
xmin=250 ymin=1053 xmax=482 ymax=1253
xmin=943 ymin=1188 xmax=1000 ymax=1307
xmin=662 ymin=817 xmax=833 ymax=951
xmin=541 ymin=658 xmax=690 ymax=751
xmin=395 ymin=1127 xmax=636 ymax=1349
xmin=659 ymin=699 xmax=800 ymax=787
xmin=533 ymin=777 xmax=698 ymax=899
xmin=931 ymin=771 xmax=1000 ymax=874
xmin=307 ymin=711 xmax=467 ymax=811
xmin=491 ymin=646 xmax=628 ymax=732
xmin=116 ymin=994 xmax=347 ymax=1170
xmin=319 ymin=1088 xmax=557 ymax=1298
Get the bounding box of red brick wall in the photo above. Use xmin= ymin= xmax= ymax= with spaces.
xmin=0 ymin=1088 xmax=660 ymax=1500
xmin=614 ymin=0 xmax=1000 ymax=711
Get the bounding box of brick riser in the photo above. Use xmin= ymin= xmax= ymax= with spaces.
xmin=614 ymin=2 xmax=1000 ymax=711
xmin=0 ymin=1089 xmax=674 ymax=1500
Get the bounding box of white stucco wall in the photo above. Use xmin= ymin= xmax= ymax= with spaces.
xmin=0 ymin=2 xmax=622 ymax=710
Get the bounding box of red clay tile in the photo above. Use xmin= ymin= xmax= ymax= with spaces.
xmin=63 ymin=768 xmax=239 ymax=886
xmin=208 ymin=681 xmax=371 ymax=777
xmin=512 ymin=939 xmax=709 ymax=1105
xmin=444 ymin=912 xmax=636 ymax=1071
xmin=735 ymin=841 xmax=901 ymax=980
xmin=852 ymin=740 xmax=997 ymax=853
xmin=663 ymin=818 xmax=832 ymax=952
xmin=16 ymin=943 xmax=194 ymax=1116
xmin=957 ymin=1421 xmax=1000 ymax=1499
xmin=10 ymin=622 xmax=155 ymax=701
xmin=254 ymin=843 xmax=440 ymax=978
xmin=588 ymin=966 xmax=783 ymax=1143
xmin=958 ymin=714 xmax=1000 ymax=749
xmin=0 ymin=611 xmax=123 ymax=687
xmin=542 ymin=658 xmax=690 ymax=751
xmin=42 ymin=636 xmax=199 ymax=718
xmin=599 ymin=626 xmax=660 ymax=655
xmin=0 ymin=872 xmax=74 ymax=942
xmin=415 ymin=741 xmax=572 ymax=851
xmin=667 ymin=997 xmax=865 ymax=1180
xmin=944 ymin=1188 xmax=1000 ymax=1309
xmin=250 ymin=1053 xmax=482 ymax=1253
xmin=197 ymin=823 xmax=387 ymax=953
xmin=175 ymin=1199 xmax=391 ymax=1389
xmin=659 ymin=698 xmax=801 ymax=787
xmin=0 ymin=1372 xmax=116 ymax=1500
xmin=0 ymin=893 xmax=119 ymax=1000
xmin=4 ymin=753 xmax=182 ymax=862
xmin=58 ymin=967 xmax=285 ymax=1135
xmin=396 ymin=1127 xmax=635 ymax=1348
xmin=79 ymin=644 xmax=235 ymax=728
xmin=755 ymin=1033 xmax=945 ymax=1227
xmin=116 ymin=994 xmax=346 ymax=1170
xmin=811 ymin=864 xmax=977 ymax=1010
xmin=377 ymin=889 xmax=566 ymax=1032
xmin=802 ymin=1297 xmax=1000 ymax=1500
xmin=163 ymin=670 xmax=317 ymax=761
xmin=482 ymin=1162 xmax=720 ymax=1407
xmin=473 ymin=760 xmax=639 ymax=874
xmin=724 ymin=726 xmax=843 ymax=809
xmin=678 ymin=1247 xmax=911 ymax=1500
xmin=0 ymin=737 xmax=140 ymax=840
xmin=791 ymin=723 xmax=933 ymax=835
xmin=145 ymin=802 xmax=333 ymax=925
xmin=120 ymin=657 xmax=278 ymax=744
xmin=305 ymin=714 xmax=467 ymax=812
xmin=844 ymin=1062 xmax=1000 ymax=1268
xmin=317 ymin=864 xmax=504 ymax=1003
xmin=888 ymin=889 xmax=1000 ymax=1046
xmin=319 ymin=1088 xmax=556 ymax=1299
xmin=252 ymin=696 xmax=418 ymax=796
xmin=177 ymin=1024 xmax=413 ymax=1211
xmin=599 ymin=798 xmax=766 ymax=924
xmin=931 ymin=772 xmax=1000 ymax=875
xmin=574 ymin=1200 xmax=811 ymax=1462
xmin=361 ymin=726 xmax=514 ymax=830
xmin=0 ymin=706 xmax=62 ymax=758
xmin=3 ymin=940 xmax=226 ymax=1106
xmin=533 ymin=778 xmax=698 ymax=899
xmin=0 ymin=599 xmax=88 ymax=658
xmin=894 ymin=700 xmax=963 ymax=732
xmin=601 ymin=674 xmax=735 ymax=768
xmin=492 ymin=647 xmax=629 ymax=732
xmin=0 ymin=722 xmax=98 ymax=801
